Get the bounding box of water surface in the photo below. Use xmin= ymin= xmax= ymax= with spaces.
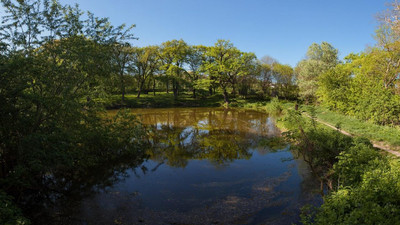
xmin=60 ymin=107 xmax=320 ymax=224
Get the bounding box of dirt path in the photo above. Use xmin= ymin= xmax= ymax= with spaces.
xmin=304 ymin=114 xmax=400 ymax=157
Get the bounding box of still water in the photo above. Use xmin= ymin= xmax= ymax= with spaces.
xmin=60 ymin=107 xmax=320 ymax=225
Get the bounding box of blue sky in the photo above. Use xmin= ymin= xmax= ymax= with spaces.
xmin=58 ymin=0 xmax=390 ymax=66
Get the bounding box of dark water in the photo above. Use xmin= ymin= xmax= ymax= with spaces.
xmin=57 ymin=107 xmax=320 ymax=225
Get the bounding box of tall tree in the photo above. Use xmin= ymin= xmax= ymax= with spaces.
xmin=203 ymin=40 xmax=256 ymax=103
xmin=0 ymin=2 xmax=142 ymax=222
xmin=257 ymin=55 xmax=278 ymax=98
xmin=131 ymin=46 xmax=160 ymax=98
xmin=186 ymin=45 xmax=206 ymax=98
xmin=296 ymin=42 xmax=339 ymax=102
xmin=160 ymin=39 xmax=189 ymax=99
xmin=112 ymin=43 xmax=133 ymax=102
xmin=273 ymin=63 xmax=296 ymax=99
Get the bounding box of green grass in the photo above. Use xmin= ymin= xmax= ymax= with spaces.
xmin=105 ymin=92 xmax=226 ymax=108
xmin=298 ymin=104 xmax=400 ymax=147
xmin=233 ymin=100 xmax=400 ymax=148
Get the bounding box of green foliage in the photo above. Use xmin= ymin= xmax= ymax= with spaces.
xmin=203 ymin=40 xmax=257 ymax=103
xmin=272 ymin=63 xmax=297 ymax=99
xmin=130 ymin=45 xmax=160 ymax=98
xmin=317 ymin=52 xmax=400 ymax=125
xmin=334 ymin=141 xmax=385 ymax=187
xmin=299 ymin=104 xmax=400 ymax=147
xmin=317 ymin=64 xmax=352 ymax=111
xmin=0 ymin=192 xmax=30 ymax=225
xmin=296 ymin=42 xmax=339 ymax=102
xmin=311 ymin=161 xmax=400 ymax=225
xmin=291 ymin=109 xmax=400 ymax=225
xmin=160 ymin=39 xmax=189 ymax=99
xmin=283 ymin=109 xmax=354 ymax=192
xmin=265 ymin=97 xmax=283 ymax=115
xmin=0 ymin=0 xmax=145 ymax=222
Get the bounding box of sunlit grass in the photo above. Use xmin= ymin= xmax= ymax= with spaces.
xmin=298 ymin=105 xmax=400 ymax=147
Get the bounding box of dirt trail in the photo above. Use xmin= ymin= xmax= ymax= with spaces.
xmin=305 ymin=114 xmax=400 ymax=157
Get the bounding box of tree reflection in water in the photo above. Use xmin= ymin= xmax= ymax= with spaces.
xmin=143 ymin=108 xmax=281 ymax=168
xmin=50 ymin=107 xmax=320 ymax=225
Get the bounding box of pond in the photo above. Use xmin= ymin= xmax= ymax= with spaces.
xmin=56 ymin=107 xmax=320 ymax=225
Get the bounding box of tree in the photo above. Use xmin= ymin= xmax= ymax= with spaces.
xmin=257 ymin=56 xmax=278 ymax=98
xmin=203 ymin=40 xmax=256 ymax=103
xmin=160 ymin=39 xmax=189 ymax=99
xmin=273 ymin=63 xmax=296 ymax=99
xmin=0 ymin=1 xmax=143 ymax=222
xmin=296 ymin=42 xmax=339 ymax=102
xmin=131 ymin=46 xmax=160 ymax=98
xmin=203 ymin=40 xmax=237 ymax=103
xmin=317 ymin=64 xmax=352 ymax=111
xmin=317 ymin=51 xmax=400 ymax=125
xmin=112 ymin=43 xmax=133 ymax=102
xmin=186 ymin=45 xmax=206 ymax=98
xmin=230 ymin=52 xmax=257 ymax=97
xmin=373 ymin=6 xmax=400 ymax=91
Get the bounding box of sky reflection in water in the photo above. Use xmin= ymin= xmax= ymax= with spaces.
xmin=67 ymin=108 xmax=320 ymax=225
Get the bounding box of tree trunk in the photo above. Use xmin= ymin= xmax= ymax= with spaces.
xmin=137 ymin=81 xmax=145 ymax=98
xmin=173 ymin=79 xmax=178 ymax=100
xmin=153 ymin=78 xmax=156 ymax=96
xmin=166 ymin=79 xmax=169 ymax=93
xmin=231 ymin=79 xmax=236 ymax=98
xmin=120 ymin=73 xmax=125 ymax=103
xmin=223 ymin=89 xmax=229 ymax=103
xmin=173 ymin=87 xmax=178 ymax=100
xmin=193 ymin=88 xmax=196 ymax=98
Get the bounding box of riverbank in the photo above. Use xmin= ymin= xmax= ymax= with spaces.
xmin=106 ymin=92 xmax=400 ymax=154
xmin=233 ymin=100 xmax=400 ymax=224
xmin=233 ymin=100 xmax=400 ymax=155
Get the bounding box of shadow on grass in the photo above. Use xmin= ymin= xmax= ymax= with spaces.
xmin=106 ymin=92 xmax=226 ymax=109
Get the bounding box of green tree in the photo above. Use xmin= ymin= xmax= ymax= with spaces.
xmin=296 ymin=42 xmax=339 ymax=103
xmin=273 ymin=63 xmax=297 ymax=99
xmin=131 ymin=46 xmax=160 ymax=98
xmin=186 ymin=45 xmax=207 ymax=98
xmin=160 ymin=39 xmax=189 ymax=99
xmin=0 ymin=0 xmax=142 ymax=223
xmin=112 ymin=43 xmax=133 ymax=102
xmin=203 ymin=40 xmax=256 ymax=103
xmin=317 ymin=63 xmax=352 ymax=112
xmin=256 ymin=55 xmax=278 ymax=98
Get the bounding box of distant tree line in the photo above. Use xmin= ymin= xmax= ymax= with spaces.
xmin=109 ymin=39 xmax=298 ymax=103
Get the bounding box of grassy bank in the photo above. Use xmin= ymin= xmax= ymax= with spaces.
xmin=297 ymin=105 xmax=400 ymax=148
xmin=232 ymin=100 xmax=400 ymax=150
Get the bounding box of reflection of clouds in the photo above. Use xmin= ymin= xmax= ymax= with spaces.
xmin=143 ymin=108 xmax=272 ymax=167
xmin=134 ymin=107 xmax=280 ymax=137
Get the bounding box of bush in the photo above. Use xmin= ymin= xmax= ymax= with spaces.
xmin=334 ymin=142 xmax=385 ymax=187
xmin=312 ymin=161 xmax=400 ymax=225
xmin=265 ymin=97 xmax=283 ymax=115
xmin=0 ymin=191 xmax=29 ymax=225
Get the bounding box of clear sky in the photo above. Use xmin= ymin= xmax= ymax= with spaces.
xmin=58 ymin=0 xmax=391 ymax=66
